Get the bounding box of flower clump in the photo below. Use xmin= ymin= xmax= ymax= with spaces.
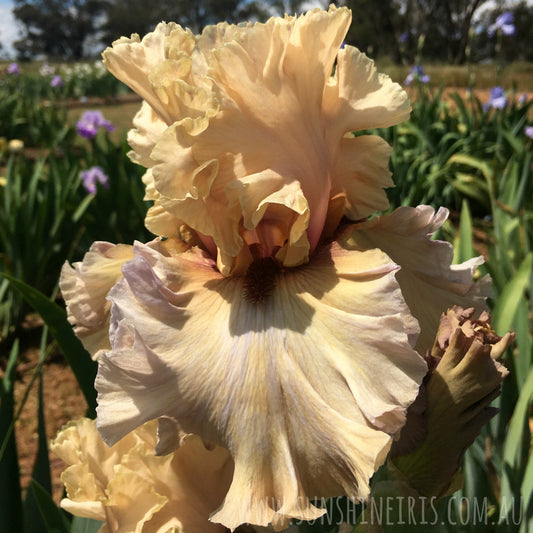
xmin=55 ymin=6 xmax=501 ymax=532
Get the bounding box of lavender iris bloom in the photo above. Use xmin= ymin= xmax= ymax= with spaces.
xmin=404 ymin=65 xmax=430 ymax=86
xmin=7 ymin=63 xmax=19 ymax=75
xmin=51 ymin=75 xmax=63 ymax=88
xmin=76 ymin=110 xmax=115 ymax=139
xmin=488 ymin=11 xmax=516 ymax=37
xmin=81 ymin=166 xmax=109 ymax=194
xmin=484 ymin=86 xmax=507 ymax=110
xmin=525 ymin=126 xmax=533 ymax=139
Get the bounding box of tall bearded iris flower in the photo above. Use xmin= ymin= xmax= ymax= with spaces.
xmin=484 ymin=86 xmax=507 ymax=110
xmin=80 ymin=166 xmax=109 ymax=194
xmin=488 ymin=11 xmax=516 ymax=37
xmin=59 ymin=6 xmax=489 ymax=530
xmin=6 ymin=62 xmax=19 ymax=75
xmin=404 ymin=65 xmax=430 ymax=86
xmin=77 ymin=110 xmax=115 ymax=139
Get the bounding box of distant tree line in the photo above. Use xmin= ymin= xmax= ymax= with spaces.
xmin=8 ymin=0 xmax=533 ymax=63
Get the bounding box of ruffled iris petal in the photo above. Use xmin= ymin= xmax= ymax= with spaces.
xmin=331 ymin=135 xmax=394 ymax=220
xmin=102 ymin=6 xmax=410 ymax=274
xmin=95 ymin=236 xmax=426 ymax=529
xmin=102 ymin=23 xmax=195 ymax=125
xmin=347 ymin=205 xmax=491 ymax=352
xmin=59 ymin=242 xmax=134 ymax=358
xmin=323 ymin=45 xmax=411 ymax=138
xmin=51 ymin=419 xmax=231 ymax=533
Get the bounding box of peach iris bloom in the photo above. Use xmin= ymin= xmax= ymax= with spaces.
xmin=58 ymin=6 xmax=489 ymax=531
xmin=50 ymin=418 xmax=232 ymax=533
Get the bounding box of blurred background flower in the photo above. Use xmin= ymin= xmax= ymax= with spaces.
xmin=76 ymin=110 xmax=115 ymax=139
xmin=484 ymin=86 xmax=507 ymax=110
xmin=80 ymin=165 xmax=109 ymax=194
xmin=6 ymin=62 xmax=19 ymax=75
xmin=39 ymin=61 xmax=55 ymax=76
xmin=404 ymin=65 xmax=430 ymax=85
xmin=8 ymin=138 xmax=24 ymax=152
xmin=50 ymin=74 xmax=63 ymax=88
xmin=488 ymin=11 xmax=516 ymax=37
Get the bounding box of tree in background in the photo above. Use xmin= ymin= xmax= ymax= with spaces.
xmin=341 ymin=0 xmax=402 ymax=62
xmin=322 ymin=0 xmax=489 ymax=64
xmin=100 ymin=0 xmax=269 ymax=44
xmin=13 ymin=0 xmax=106 ymax=60
xmin=7 ymin=0 xmax=533 ymax=62
xmin=395 ymin=0 xmax=487 ymax=64
xmin=267 ymin=0 xmax=314 ymax=16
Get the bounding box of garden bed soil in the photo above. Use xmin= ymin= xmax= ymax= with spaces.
xmin=10 ymin=319 xmax=87 ymax=505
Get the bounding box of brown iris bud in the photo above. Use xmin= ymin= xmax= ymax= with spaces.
xmin=390 ymin=306 xmax=514 ymax=499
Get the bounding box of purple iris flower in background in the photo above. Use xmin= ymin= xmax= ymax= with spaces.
xmin=76 ymin=110 xmax=115 ymax=139
xmin=488 ymin=11 xmax=516 ymax=37
xmin=400 ymin=32 xmax=409 ymax=43
xmin=525 ymin=126 xmax=533 ymax=139
xmin=7 ymin=63 xmax=19 ymax=75
xmin=81 ymin=166 xmax=109 ymax=194
xmin=404 ymin=65 xmax=430 ymax=86
xmin=484 ymin=86 xmax=507 ymax=110
xmin=51 ymin=75 xmax=63 ymax=88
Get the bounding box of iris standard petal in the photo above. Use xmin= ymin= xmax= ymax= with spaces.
xmin=102 ymin=6 xmax=410 ymax=274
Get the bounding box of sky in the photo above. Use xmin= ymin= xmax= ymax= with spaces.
xmin=0 ymin=0 xmax=17 ymax=58
xmin=0 ymin=0 xmax=530 ymax=60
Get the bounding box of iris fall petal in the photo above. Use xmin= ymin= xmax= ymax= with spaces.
xmin=95 ymin=235 xmax=426 ymax=529
xmin=347 ymin=205 xmax=491 ymax=352
xmin=59 ymin=242 xmax=134 ymax=358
